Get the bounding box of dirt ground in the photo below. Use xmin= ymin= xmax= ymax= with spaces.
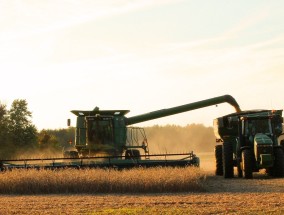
xmin=0 ymin=153 xmax=283 ymax=215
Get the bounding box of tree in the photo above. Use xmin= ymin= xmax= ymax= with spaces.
xmin=38 ymin=129 xmax=60 ymax=150
xmin=8 ymin=99 xmax=38 ymax=149
xmin=0 ymin=103 xmax=10 ymax=152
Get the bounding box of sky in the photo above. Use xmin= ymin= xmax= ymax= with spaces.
xmin=0 ymin=0 xmax=283 ymax=130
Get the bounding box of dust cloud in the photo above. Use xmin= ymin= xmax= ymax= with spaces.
xmin=145 ymin=124 xmax=216 ymax=154
xmin=144 ymin=124 xmax=216 ymax=172
xmin=14 ymin=148 xmax=63 ymax=159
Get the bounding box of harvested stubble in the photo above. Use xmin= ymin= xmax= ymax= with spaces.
xmin=0 ymin=166 xmax=205 ymax=194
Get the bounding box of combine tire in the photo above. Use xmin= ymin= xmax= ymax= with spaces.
xmin=215 ymin=145 xmax=223 ymax=176
xmin=272 ymin=147 xmax=284 ymax=177
xmin=242 ymin=149 xmax=253 ymax=179
xmin=63 ymin=150 xmax=79 ymax=158
xmin=125 ymin=149 xmax=141 ymax=160
xmin=222 ymin=141 xmax=234 ymax=178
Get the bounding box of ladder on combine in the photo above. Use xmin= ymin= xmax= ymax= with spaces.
xmin=126 ymin=127 xmax=150 ymax=159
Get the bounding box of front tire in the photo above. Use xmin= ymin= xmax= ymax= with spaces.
xmin=242 ymin=149 xmax=253 ymax=179
xmin=223 ymin=141 xmax=234 ymax=178
xmin=215 ymin=145 xmax=223 ymax=176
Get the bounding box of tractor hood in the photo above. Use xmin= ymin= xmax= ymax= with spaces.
xmin=254 ymin=133 xmax=273 ymax=145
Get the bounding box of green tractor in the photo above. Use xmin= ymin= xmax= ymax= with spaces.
xmin=214 ymin=110 xmax=284 ymax=179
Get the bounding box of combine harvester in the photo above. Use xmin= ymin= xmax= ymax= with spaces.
xmin=1 ymin=95 xmax=241 ymax=170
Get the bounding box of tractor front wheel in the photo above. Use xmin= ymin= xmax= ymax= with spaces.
xmin=223 ymin=141 xmax=234 ymax=178
xmin=215 ymin=145 xmax=223 ymax=176
xmin=242 ymin=149 xmax=253 ymax=179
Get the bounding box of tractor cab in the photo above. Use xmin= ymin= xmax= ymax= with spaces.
xmin=239 ymin=112 xmax=283 ymax=148
xmin=241 ymin=116 xmax=273 ymax=146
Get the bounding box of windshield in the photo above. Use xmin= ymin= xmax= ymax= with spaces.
xmin=87 ymin=118 xmax=113 ymax=145
xmin=245 ymin=119 xmax=272 ymax=136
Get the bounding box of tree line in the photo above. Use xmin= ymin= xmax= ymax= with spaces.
xmin=0 ymin=100 xmax=215 ymax=158
xmin=0 ymin=100 xmax=74 ymax=158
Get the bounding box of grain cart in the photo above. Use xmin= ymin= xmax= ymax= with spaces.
xmin=214 ymin=110 xmax=284 ymax=179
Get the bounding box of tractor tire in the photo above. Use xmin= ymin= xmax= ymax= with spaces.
xmin=222 ymin=141 xmax=234 ymax=178
xmin=242 ymin=149 xmax=253 ymax=179
xmin=272 ymin=147 xmax=284 ymax=177
xmin=280 ymin=140 xmax=284 ymax=150
xmin=215 ymin=145 xmax=223 ymax=176
xmin=237 ymin=159 xmax=243 ymax=178
xmin=125 ymin=149 xmax=141 ymax=160
xmin=266 ymin=168 xmax=273 ymax=177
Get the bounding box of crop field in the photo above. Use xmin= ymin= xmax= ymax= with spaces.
xmin=0 ymin=153 xmax=283 ymax=214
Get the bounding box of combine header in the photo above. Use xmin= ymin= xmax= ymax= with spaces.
xmin=1 ymin=95 xmax=241 ymax=170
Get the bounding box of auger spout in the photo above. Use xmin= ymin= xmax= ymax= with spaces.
xmin=125 ymin=94 xmax=241 ymax=125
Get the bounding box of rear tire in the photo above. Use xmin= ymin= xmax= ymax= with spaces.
xmin=215 ymin=145 xmax=223 ymax=176
xmin=242 ymin=149 xmax=253 ymax=179
xmin=272 ymin=147 xmax=284 ymax=177
xmin=223 ymin=141 xmax=234 ymax=178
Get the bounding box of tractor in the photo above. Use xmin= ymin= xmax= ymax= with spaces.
xmin=214 ymin=110 xmax=284 ymax=178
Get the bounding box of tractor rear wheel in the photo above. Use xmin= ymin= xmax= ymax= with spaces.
xmin=242 ymin=149 xmax=253 ymax=179
xmin=222 ymin=141 xmax=234 ymax=178
xmin=272 ymin=147 xmax=284 ymax=177
xmin=215 ymin=145 xmax=223 ymax=176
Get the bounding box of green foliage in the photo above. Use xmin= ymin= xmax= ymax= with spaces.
xmin=0 ymin=100 xmax=38 ymax=158
xmin=9 ymin=100 xmax=38 ymax=149
xmin=0 ymin=103 xmax=10 ymax=154
xmin=38 ymin=127 xmax=75 ymax=153
xmin=38 ymin=130 xmax=60 ymax=150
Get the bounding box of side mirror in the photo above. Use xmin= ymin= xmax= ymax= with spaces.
xmin=67 ymin=119 xmax=71 ymax=127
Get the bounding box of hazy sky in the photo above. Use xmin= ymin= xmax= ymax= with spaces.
xmin=0 ymin=0 xmax=283 ymax=130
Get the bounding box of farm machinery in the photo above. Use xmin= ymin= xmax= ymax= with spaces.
xmin=1 ymin=94 xmax=241 ymax=170
xmin=214 ymin=109 xmax=284 ymax=178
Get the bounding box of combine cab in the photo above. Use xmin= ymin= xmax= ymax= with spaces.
xmin=214 ymin=110 xmax=284 ymax=178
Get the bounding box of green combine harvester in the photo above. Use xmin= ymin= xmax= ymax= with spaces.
xmin=1 ymin=95 xmax=241 ymax=170
xmin=214 ymin=109 xmax=284 ymax=178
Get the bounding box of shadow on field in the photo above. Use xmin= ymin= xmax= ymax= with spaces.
xmin=198 ymin=152 xmax=284 ymax=193
xmin=203 ymin=172 xmax=284 ymax=193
